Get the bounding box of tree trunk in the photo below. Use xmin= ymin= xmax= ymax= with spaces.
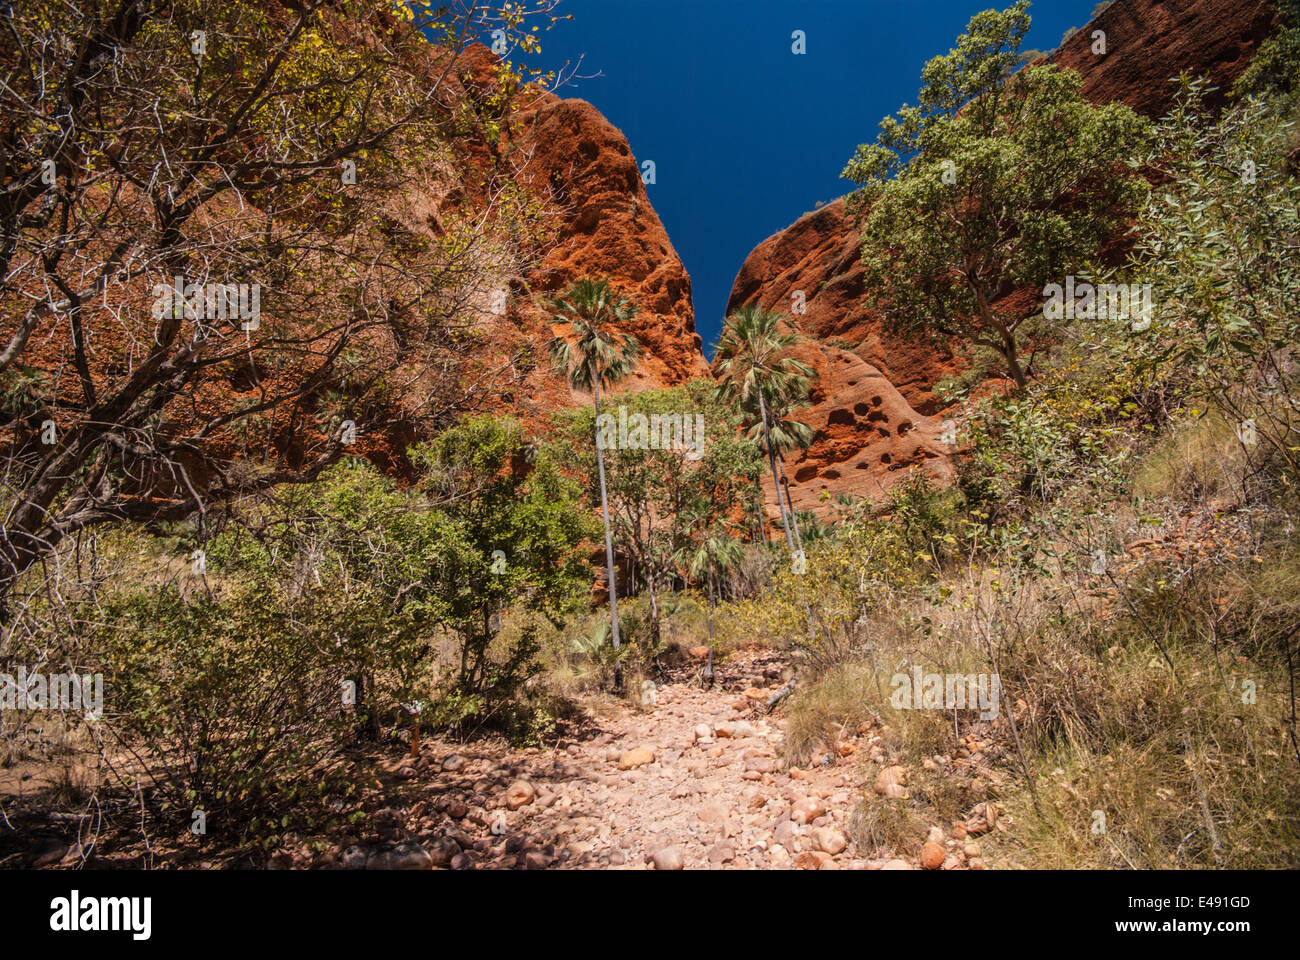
xmin=972 ymin=282 xmax=1028 ymax=390
xmin=646 ymin=571 xmax=661 ymax=650
xmin=593 ymin=378 xmax=623 ymax=689
xmin=777 ymin=455 xmax=804 ymax=552
xmin=704 ymin=575 xmax=716 ymax=687
xmin=758 ymin=387 xmax=796 ymax=554
xmin=1001 ymin=343 xmax=1028 ymax=390
xmin=354 ymin=671 xmax=380 ymax=742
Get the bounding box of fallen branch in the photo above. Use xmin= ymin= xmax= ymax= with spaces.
xmin=765 ymin=678 xmax=796 ymax=713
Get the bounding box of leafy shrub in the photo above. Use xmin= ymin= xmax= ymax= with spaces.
xmin=98 ymin=584 xmax=358 ymax=846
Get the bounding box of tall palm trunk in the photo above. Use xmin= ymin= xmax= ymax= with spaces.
xmin=704 ymin=574 xmax=716 ymax=687
xmin=592 ymin=377 xmax=622 ymax=683
xmin=758 ymin=386 xmax=795 ymax=553
xmin=646 ymin=569 xmax=661 ymax=649
xmin=776 ymin=455 xmax=804 ymax=553
xmin=761 ymin=402 xmax=816 ymax=648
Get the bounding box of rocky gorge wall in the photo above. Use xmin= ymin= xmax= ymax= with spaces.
xmin=720 ymin=0 xmax=1280 ymax=518
xmin=448 ymin=45 xmax=709 ymax=433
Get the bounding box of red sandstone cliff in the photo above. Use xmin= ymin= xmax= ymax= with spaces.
xmin=722 ymin=0 xmax=1280 ymax=518
xmin=0 ymin=34 xmax=708 ymax=498
xmin=1054 ymin=0 xmax=1279 ymax=116
xmin=450 ymin=46 xmax=709 ymax=427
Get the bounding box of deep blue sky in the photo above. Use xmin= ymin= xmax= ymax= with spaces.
xmin=514 ymin=1 xmax=1090 ymax=355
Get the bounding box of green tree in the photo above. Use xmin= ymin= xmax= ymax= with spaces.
xmin=555 ymin=382 xmax=762 ymax=653
xmin=413 ymin=417 xmax=595 ymax=701
xmin=548 ymin=278 xmax=643 ymax=667
xmin=1126 ymin=78 xmax=1300 ymax=483
xmin=842 ymin=1 xmax=1150 ymax=389
xmin=749 ymin=381 xmax=816 ymax=554
xmin=712 ymin=305 xmax=814 ymax=561
xmin=679 ymin=518 xmax=745 ymax=686
xmin=1232 ymin=0 xmax=1300 ymax=99
xmin=96 ymin=419 xmax=592 ymax=838
xmin=0 ymin=0 xmax=553 ymax=615
xmin=206 ymin=417 xmax=593 ymax=739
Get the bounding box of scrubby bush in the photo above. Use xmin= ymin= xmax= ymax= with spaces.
xmin=3 ymin=416 xmax=595 ymax=849
xmin=745 ymin=53 xmax=1300 ymax=870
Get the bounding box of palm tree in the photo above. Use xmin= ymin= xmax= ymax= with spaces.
xmin=745 ymin=388 xmax=815 ymax=554
xmin=679 ymin=516 xmax=744 ymax=687
xmin=791 ymin=509 xmax=828 ymax=544
xmin=549 ymin=278 xmax=642 ymax=678
xmin=713 ymin=305 xmax=814 ymax=558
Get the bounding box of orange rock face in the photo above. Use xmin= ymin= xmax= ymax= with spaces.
xmin=1053 ymin=0 xmax=1279 ymax=118
xmin=723 ymin=199 xmax=961 ymax=518
xmin=511 ymin=95 xmax=709 ymax=391
xmin=723 ymin=0 xmax=1280 ymax=517
xmin=451 ymin=45 xmax=708 ymax=429
xmin=3 ymin=37 xmax=707 ymax=505
xmin=726 ymin=199 xmax=959 ymax=418
xmin=761 ymin=337 xmax=954 ymax=520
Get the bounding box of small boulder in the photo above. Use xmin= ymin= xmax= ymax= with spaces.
xmin=796 ymin=851 xmax=832 ymax=870
xmin=874 ymin=765 xmax=909 ymax=799
xmin=521 ymin=850 xmax=551 ymax=870
xmin=426 ymin=836 xmax=461 ymax=868
xmin=389 ymin=842 xmax=433 ymax=870
xmin=812 ymin=827 xmax=848 ymax=856
xmin=504 ymin=780 xmax=536 ymax=811
xmin=920 ymin=841 xmax=945 ymax=870
xmin=650 ymin=846 xmax=684 ymax=870
xmin=707 ymin=842 xmax=735 ymax=864
xmin=440 ymin=753 xmax=466 ymax=772
xmin=618 ymin=747 xmax=656 ymax=770
xmin=791 ymin=797 xmax=827 ymax=824
xmin=341 ymin=845 xmax=369 ymax=871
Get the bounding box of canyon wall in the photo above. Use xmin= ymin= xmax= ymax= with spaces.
xmin=723 ymin=0 xmax=1280 ymax=518
xmin=450 ymin=46 xmax=709 ymax=431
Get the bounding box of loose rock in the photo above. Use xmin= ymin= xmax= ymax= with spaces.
xmin=618 ymin=747 xmax=655 ymax=771
xmin=920 ymin=841 xmax=945 ymax=870
xmin=505 ymin=780 xmax=536 ymax=811
xmin=791 ymin=797 xmax=827 ymax=824
xmin=650 ymin=846 xmax=684 ymax=870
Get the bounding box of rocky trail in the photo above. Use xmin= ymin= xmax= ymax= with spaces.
xmin=335 ymin=649 xmax=1000 ymax=871
xmin=8 ymin=647 xmax=1005 ymax=870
